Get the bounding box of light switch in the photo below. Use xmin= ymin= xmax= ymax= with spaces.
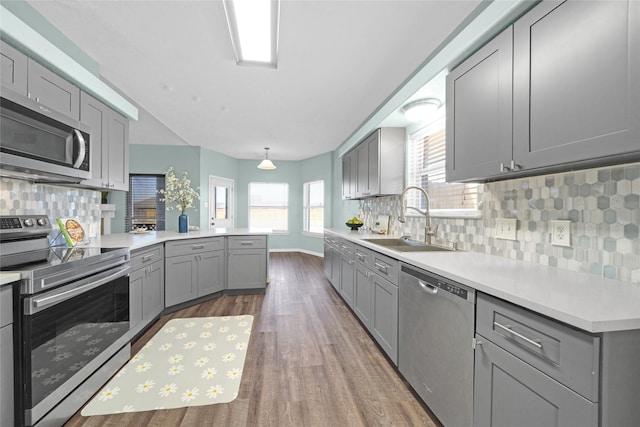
xmin=495 ymin=218 xmax=517 ymax=240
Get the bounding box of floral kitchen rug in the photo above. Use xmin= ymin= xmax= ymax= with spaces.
xmin=81 ymin=315 xmax=253 ymax=416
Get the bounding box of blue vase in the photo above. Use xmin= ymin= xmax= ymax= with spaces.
xmin=178 ymin=212 xmax=188 ymax=233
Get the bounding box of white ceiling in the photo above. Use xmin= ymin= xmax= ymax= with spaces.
xmin=27 ymin=0 xmax=481 ymax=162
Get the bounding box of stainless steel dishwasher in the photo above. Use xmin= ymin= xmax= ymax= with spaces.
xmin=399 ymin=264 xmax=475 ymax=427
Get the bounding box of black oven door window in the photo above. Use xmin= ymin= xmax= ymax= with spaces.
xmin=22 ymin=275 xmax=129 ymax=408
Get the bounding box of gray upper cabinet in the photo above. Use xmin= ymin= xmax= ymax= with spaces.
xmin=80 ymin=92 xmax=130 ymax=191
xmin=342 ymin=127 xmax=405 ymax=199
xmin=27 ymin=59 xmax=80 ymax=120
xmin=446 ymin=27 xmax=513 ymax=182
xmin=342 ymin=151 xmax=356 ymax=200
xmin=512 ymin=0 xmax=640 ymax=171
xmin=0 ymin=41 xmax=27 ymax=96
xmin=447 ymin=0 xmax=640 ymax=182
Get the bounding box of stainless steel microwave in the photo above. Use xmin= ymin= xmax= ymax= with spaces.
xmin=0 ymin=94 xmax=91 ymax=182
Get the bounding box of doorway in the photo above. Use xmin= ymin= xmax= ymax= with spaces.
xmin=208 ymin=176 xmax=234 ymax=229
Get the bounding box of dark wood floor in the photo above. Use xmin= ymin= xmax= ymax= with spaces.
xmin=65 ymin=252 xmax=437 ymax=426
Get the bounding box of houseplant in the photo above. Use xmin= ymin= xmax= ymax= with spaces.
xmin=158 ymin=167 xmax=200 ymax=233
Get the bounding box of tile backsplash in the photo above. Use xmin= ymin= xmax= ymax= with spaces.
xmin=359 ymin=162 xmax=640 ymax=284
xmin=0 ymin=177 xmax=101 ymax=245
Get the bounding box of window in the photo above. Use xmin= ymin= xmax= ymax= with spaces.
xmin=303 ymin=180 xmax=324 ymax=234
xmin=407 ymin=116 xmax=478 ymax=216
xmin=248 ymin=182 xmax=288 ymax=232
xmin=126 ymin=174 xmax=166 ymax=231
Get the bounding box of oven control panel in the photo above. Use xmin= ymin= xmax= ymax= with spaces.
xmin=0 ymin=215 xmax=52 ymax=237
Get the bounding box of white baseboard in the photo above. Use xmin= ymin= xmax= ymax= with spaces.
xmin=268 ymin=248 xmax=323 ymax=258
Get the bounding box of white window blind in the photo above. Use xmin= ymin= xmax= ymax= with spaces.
xmin=407 ymin=117 xmax=478 ymax=215
xmin=303 ymin=180 xmax=324 ymax=233
xmin=249 ymin=182 xmax=288 ymax=232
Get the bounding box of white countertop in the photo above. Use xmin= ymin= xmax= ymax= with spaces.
xmin=326 ymin=229 xmax=640 ymax=334
xmin=0 ymin=272 xmax=21 ymax=286
xmin=96 ymin=228 xmax=271 ymax=251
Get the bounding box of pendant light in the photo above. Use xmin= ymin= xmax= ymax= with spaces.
xmin=257 ymin=147 xmax=277 ymax=170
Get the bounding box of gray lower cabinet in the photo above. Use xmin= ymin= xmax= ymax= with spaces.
xmin=80 ymin=92 xmax=130 ymax=191
xmin=227 ymin=236 xmax=267 ymax=290
xmin=474 ymin=336 xmax=598 ymax=427
xmin=0 ymin=285 xmax=14 ymax=427
xmin=339 ymin=255 xmax=355 ymax=307
xmin=165 ymin=238 xmax=225 ymax=306
xmin=353 ymin=262 xmax=373 ymax=329
xmin=27 ymin=58 xmax=80 ymax=120
xmin=0 ymin=40 xmax=27 ymax=96
xmin=371 ymin=274 xmax=398 ymax=364
xmin=129 ymin=245 xmax=165 ymax=336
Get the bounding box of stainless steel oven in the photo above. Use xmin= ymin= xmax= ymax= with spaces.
xmin=0 ymin=215 xmax=131 ymax=427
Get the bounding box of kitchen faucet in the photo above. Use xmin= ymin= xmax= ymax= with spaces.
xmin=398 ymin=186 xmax=437 ymax=245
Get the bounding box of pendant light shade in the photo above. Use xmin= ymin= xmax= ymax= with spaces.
xmin=257 ymin=147 xmax=277 ymax=170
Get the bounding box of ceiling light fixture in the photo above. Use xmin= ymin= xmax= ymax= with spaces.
xmin=257 ymin=147 xmax=277 ymax=170
xmin=223 ymin=0 xmax=280 ymax=68
xmin=401 ymin=98 xmax=442 ymax=122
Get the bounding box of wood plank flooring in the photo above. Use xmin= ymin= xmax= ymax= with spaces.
xmin=65 ymin=252 xmax=438 ymax=427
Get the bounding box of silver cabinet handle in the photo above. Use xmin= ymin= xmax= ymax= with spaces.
xmin=192 ymin=245 xmax=205 ymax=250
xmin=141 ymin=255 xmax=153 ymax=263
xmin=240 ymin=241 xmax=254 ymax=245
xmin=355 ymin=253 xmax=365 ymax=261
xmin=493 ymin=321 xmax=543 ymax=349
xmin=374 ymin=262 xmax=388 ymax=272
xmin=418 ymin=279 xmax=438 ymax=295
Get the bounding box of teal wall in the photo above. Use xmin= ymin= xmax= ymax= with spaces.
xmin=199 ymin=148 xmax=239 ymax=228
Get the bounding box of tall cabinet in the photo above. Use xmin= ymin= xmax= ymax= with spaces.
xmin=447 ymin=0 xmax=640 ymax=182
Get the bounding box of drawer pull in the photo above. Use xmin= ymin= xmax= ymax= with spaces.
xmin=240 ymin=241 xmax=254 ymax=245
xmin=141 ymin=255 xmax=153 ymax=262
xmin=192 ymin=245 xmax=205 ymax=250
xmin=356 ymin=253 xmax=365 ymax=261
xmin=374 ymin=262 xmax=388 ymax=272
xmin=493 ymin=321 xmax=543 ymax=349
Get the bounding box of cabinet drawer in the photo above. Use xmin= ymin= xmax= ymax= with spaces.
xmin=324 ymin=233 xmax=340 ymax=249
xmin=353 ymin=244 xmax=372 ymax=268
xmin=338 ymin=240 xmax=354 ymax=257
xmin=371 ymin=252 xmax=399 ymax=284
xmin=165 ymin=237 xmax=225 ymax=257
xmin=130 ymin=244 xmax=164 ymax=271
xmin=0 ymin=285 xmax=12 ymax=328
xmin=227 ymin=235 xmax=266 ymax=249
xmin=477 ymin=293 xmax=600 ymax=401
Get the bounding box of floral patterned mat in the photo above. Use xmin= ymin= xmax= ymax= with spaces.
xmin=81 ymin=315 xmax=253 ymax=416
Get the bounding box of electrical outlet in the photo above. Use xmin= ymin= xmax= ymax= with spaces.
xmin=495 ymin=218 xmax=517 ymax=240
xmin=551 ymin=220 xmax=571 ymax=246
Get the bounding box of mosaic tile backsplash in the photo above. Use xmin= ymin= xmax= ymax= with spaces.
xmin=0 ymin=177 xmax=101 ymax=245
xmin=359 ymin=162 xmax=640 ymax=284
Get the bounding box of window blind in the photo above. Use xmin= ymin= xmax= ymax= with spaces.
xmin=126 ymin=174 xmax=166 ymax=231
xmin=407 ymin=117 xmax=478 ymax=212
xmin=249 ymin=182 xmax=289 ymax=232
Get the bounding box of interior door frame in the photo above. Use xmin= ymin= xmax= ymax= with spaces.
xmin=208 ymin=175 xmax=235 ymax=229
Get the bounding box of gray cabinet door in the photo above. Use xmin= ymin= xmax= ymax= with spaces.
xmin=27 ymin=59 xmax=80 ymax=120
xmin=355 ymin=132 xmax=380 ymax=197
xmin=142 ymin=260 xmax=164 ymax=321
xmin=372 ymin=274 xmax=398 ymax=364
xmin=197 ymin=250 xmax=225 ymax=296
xmin=323 ymin=242 xmax=332 ymax=278
xmin=339 ymin=256 xmax=355 ymax=307
xmin=513 ymin=0 xmax=640 ymax=170
xmin=165 ymin=254 xmax=197 ymax=306
xmin=446 ymin=27 xmax=513 ymax=182
xmin=227 ymin=249 xmax=267 ymax=290
xmin=1 ymin=41 xmax=27 ymax=96
xmin=80 ymin=92 xmax=109 ymax=188
xmin=129 ymin=268 xmax=144 ymax=332
xmin=342 ymin=151 xmax=356 ymax=199
xmin=474 ymin=336 xmax=598 ymax=427
xmin=107 ymin=110 xmax=129 ymax=191
xmin=353 ymin=263 xmax=373 ymax=329
xmin=0 ymin=324 xmax=13 ymax=427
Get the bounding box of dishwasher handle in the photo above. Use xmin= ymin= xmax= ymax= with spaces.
xmin=418 ymin=279 xmax=438 ymax=294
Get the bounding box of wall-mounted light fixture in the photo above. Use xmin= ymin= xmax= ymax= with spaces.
xmin=223 ymin=0 xmax=280 ymax=68
xmin=401 ymin=98 xmax=442 ymax=122
xmin=257 ymin=147 xmax=277 ymax=170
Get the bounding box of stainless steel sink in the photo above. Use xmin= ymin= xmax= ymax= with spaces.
xmin=362 ymin=238 xmax=453 ymax=252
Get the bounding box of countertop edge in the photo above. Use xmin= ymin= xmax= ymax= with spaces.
xmin=1 ymin=272 xmax=21 ymax=286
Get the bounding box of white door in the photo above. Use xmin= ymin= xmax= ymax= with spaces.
xmin=208 ymin=176 xmax=234 ymax=229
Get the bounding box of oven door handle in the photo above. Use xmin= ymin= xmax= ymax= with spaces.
xmin=28 ymin=265 xmax=130 ymax=313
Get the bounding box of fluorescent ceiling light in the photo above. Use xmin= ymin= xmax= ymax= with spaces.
xmin=224 ymin=0 xmax=280 ymax=67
